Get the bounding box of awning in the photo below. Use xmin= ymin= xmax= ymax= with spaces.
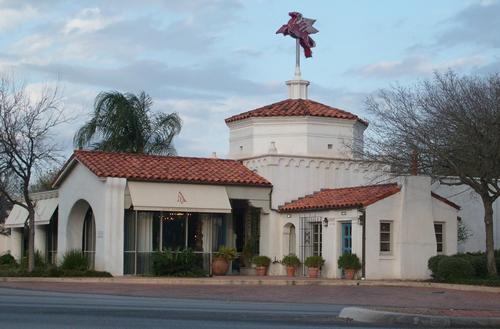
xmin=4 ymin=198 xmax=58 ymax=228
xmin=4 ymin=205 xmax=28 ymax=228
xmin=127 ymin=182 xmax=232 ymax=213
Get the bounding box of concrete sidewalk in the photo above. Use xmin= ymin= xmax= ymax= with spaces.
xmin=1 ymin=275 xmax=499 ymax=293
xmin=339 ymin=307 xmax=500 ymax=328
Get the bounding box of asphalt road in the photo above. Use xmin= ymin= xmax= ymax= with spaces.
xmin=0 ymin=287 xmax=410 ymax=328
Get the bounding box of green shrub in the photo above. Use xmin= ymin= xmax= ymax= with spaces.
xmin=436 ymin=257 xmax=474 ymax=282
xmin=0 ymin=253 xmax=17 ymax=266
xmin=21 ymin=250 xmax=46 ymax=269
xmin=428 ymin=255 xmax=448 ymax=278
xmin=281 ymin=254 xmax=300 ymax=267
xmin=60 ymin=250 xmax=88 ymax=271
xmin=337 ymin=253 xmax=361 ymax=270
xmin=152 ymin=249 xmax=207 ymax=277
xmin=469 ymin=256 xmax=488 ymax=278
xmin=304 ymin=255 xmax=325 ymax=268
xmin=252 ymin=255 xmax=271 ymax=267
xmin=214 ymin=246 xmax=237 ymax=262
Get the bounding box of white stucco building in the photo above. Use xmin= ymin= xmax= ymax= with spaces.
xmin=3 ymin=73 xmax=493 ymax=280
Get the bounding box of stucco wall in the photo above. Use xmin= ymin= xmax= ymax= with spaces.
xmin=244 ymin=156 xmax=387 ymax=209
xmin=365 ymin=193 xmax=402 ymax=280
xmin=58 ymin=163 xmax=126 ymax=275
xmin=270 ymin=209 xmax=361 ymax=279
xmin=0 ymin=233 xmax=11 ymax=256
xmin=228 ymin=117 xmax=366 ymax=160
xmin=366 ymin=176 xmax=458 ymax=280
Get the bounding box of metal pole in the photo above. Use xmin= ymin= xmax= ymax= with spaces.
xmin=295 ymin=38 xmax=301 ymax=77
xmin=134 ymin=210 xmax=138 ymax=275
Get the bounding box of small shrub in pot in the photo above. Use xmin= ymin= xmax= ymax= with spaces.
xmin=281 ymin=254 xmax=300 ymax=277
xmin=304 ymin=255 xmax=325 ymax=278
xmin=252 ymin=255 xmax=271 ymax=276
xmin=337 ymin=253 xmax=361 ymax=280
xmin=212 ymin=246 xmax=237 ymax=276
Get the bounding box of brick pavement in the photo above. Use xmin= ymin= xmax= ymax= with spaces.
xmin=1 ymin=280 xmax=499 ymax=318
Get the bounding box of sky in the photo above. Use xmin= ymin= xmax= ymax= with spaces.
xmin=1 ymin=0 xmax=499 ymax=158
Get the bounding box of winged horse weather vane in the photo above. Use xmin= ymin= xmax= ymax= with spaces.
xmin=276 ymin=12 xmax=318 ymax=76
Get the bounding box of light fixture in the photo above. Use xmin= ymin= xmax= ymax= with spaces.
xmin=287 ymin=214 xmax=291 ymax=218
xmin=341 ymin=210 xmax=347 ymax=216
xmin=323 ymin=217 xmax=329 ymax=227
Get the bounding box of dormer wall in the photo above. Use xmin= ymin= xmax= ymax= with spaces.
xmin=228 ymin=116 xmax=366 ymax=160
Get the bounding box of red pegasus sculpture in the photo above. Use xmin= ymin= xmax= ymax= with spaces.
xmin=276 ymin=12 xmax=319 ymax=58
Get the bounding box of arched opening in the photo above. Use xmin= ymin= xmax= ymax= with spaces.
xmin=82 ymin=208 xmax=96 ymax=269
xmin=283 ymin=223 xmax=296 ymax=256
xmin=66 ymin=199 xmax=96 ymax=270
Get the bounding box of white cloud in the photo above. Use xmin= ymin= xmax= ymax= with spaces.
xmin=62 ymin=7 xmax=120 ymax=35
xmin=348 ymin=55 xmax=486 ymax=78
xmin=0 ymin=4 xmax=37 ymax=31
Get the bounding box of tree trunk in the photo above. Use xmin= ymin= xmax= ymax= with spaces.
xmin=482 ymin=197 xmax=497 ymax=276
xmin=28 ymin=209 xmax=35 ymax=272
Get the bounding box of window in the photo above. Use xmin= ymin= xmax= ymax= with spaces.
xmin=312 ymin=222 xmax=322 ymax=256
xmin=327 ymin=144 xmax=333 ymax=149
xmin=434 ymin=222 xmax=445 ymax=254
xmin=379 ymin=221 xmax=392 ymax=254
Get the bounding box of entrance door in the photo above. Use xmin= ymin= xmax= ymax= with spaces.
xmin=341 ymin=223 xmax=352 ymax=254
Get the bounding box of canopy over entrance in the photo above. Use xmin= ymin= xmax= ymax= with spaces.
xmin=4 ymin=197 xmax=58 ymax=228
xmin=127 ymin=182 xmax=232 ymax=213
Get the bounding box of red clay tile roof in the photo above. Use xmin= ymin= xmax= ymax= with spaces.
xmin=57 ymin=150 xmax=272 ymax=187
xmin=225 ymin=98 xmax=368 ymax=126
xmin=431 ymin=192 xmax=461 ymax=210
xmin=279 ymin=183 xmax=401 ymax=212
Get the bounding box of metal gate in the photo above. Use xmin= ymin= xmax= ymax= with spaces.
xmin=299 ymin=216 xmax=323 ymax=276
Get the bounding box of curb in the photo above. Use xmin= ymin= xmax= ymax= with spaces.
xmin=0 ymin=277 xmax=499 ymax=293
xmin=339 ymin=307 xmax=500 ymax=328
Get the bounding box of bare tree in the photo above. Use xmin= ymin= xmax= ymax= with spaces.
xmin=364 ymin=71 xmax=500 ymax=276
xmin=0 ymin=192 xmax=11 ymax=224
xmin=0 ymin=76 xmax=65 ymax=272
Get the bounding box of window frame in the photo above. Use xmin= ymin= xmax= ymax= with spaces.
xmin=379 ymin=221 xmax=393 ymax=255
xmin=434 ymin=222 xmax=445 ymax=254
xmin=311 ymin=222 xmax=322 ymax=256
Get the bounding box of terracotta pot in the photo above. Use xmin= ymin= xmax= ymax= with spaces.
xmin=212 ymin=258 xmax=229 ymax=276
xmin=286 ymin=266 xmax=296 ymax=277
xmin=344 ymin=268 xmax=357 ymax=280
xmin=308 ymin=267 xmax=320 ymax=278
xmin=255 ymin=266 xmax=268 ymax=276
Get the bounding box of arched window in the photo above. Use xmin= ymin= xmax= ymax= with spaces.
xmin=82 ymin=208 xmax=96 ymax=269
xmin=283 ymin=223 xmax=296 ymax=256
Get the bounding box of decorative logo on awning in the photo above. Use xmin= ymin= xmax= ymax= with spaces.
xmin=177 ymin=191 xmax=187 ymax=204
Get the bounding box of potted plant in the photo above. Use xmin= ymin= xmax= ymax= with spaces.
xmin=241 ymin=238 xmax=256 ymax=268
xmin=337 ymin=253 xmax=361 ymax=280
xmin=304 ymin=255 xmax=325 ymax=278
xmin=252 ymin=255 xmax=271 ymax=276
xmin=281 ymin=254 xmax=300 ymax=277
xmin=212 ymin=246 xmax=237 ymax=276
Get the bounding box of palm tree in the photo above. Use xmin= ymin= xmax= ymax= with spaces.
xmin=74 ymin=91 xmax=182 ymax=155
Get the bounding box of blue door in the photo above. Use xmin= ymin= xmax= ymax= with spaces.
xmin=341 ymin=223 xmax=352 ymax=254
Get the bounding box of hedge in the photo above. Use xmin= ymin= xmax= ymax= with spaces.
xmin=428 ymin=252 xmax=500 ymax=284
xmin=436 ymin=257 xmax=474 ymax=281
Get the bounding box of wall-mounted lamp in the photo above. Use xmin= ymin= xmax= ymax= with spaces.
xmin=287 ymin=214 xmax=291 ymax=218
xmin=323 ymin=217 xmax=329 ymax=227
